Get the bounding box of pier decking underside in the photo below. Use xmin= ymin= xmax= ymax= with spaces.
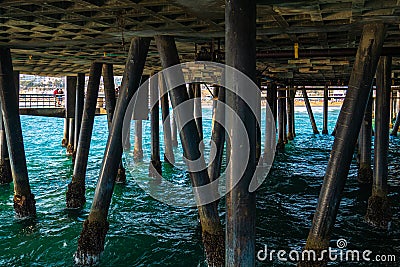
xmin=0 ymin=0 xmax=399 ymax=83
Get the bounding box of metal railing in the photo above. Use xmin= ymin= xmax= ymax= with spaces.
xmin=19 ymin=94 xmax=107 ymax=109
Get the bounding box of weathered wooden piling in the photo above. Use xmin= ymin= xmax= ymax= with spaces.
xmin=73 ymin=73 xmax=85 ymax=162
xmin=171 ymin=110 xmax=178 ymax=147
xmin=149 ymin=73 xmax=162 ymax=176
xmin=0 ymin=47 xmax=35 ymax=217
xmin=302 ymin=87 xmax=320 ymax=134
xmin=392 ymin=111 xmax=400 ymax=136
xmin=267 ymin=83 xmax=278 ymax=126
xmin=322 ymin=84 xmax=329 ymax=134
xmin=300 ymin=23 xmax=386 ymax=266
xmin=0 ymin=103 xmax=11 ymax=184
xmin=74 ymin=37 xmax=150 ymax=265
xmin=133 ymin=120 xmax=143 ymax=161
xmin=66 ymin=62 xmax=102 ymax=209
xmin=133 ymin=75 xmax=149 ymax=162
xmin=277 ymin=88 xmax=286 ymax=149
xmin=159 ymin=74 xmax=175 ymax=164
xmin=225 ymin=0 xmax=257 ymax=266
xmin=365 ymin=56 xmax=392 ymax=229
xmin=194 ymin=83 xmax=203 ymax=140
xmin=357 ymin=92 xmax=373 ymax=184
xmin=62 ymin=118 xmax=69 ymax=147
xmin=66 ymin=76 xmax=77 ymax=156
xmin=208 ymin=86 xmax=225 ymax=183
xmin=103 ymin=63 xmax=126 ymax=183
xmin=287 ymin=87 xmax=295 ymax=140
xmin=155 ymin=35 xmax=224 ymax=266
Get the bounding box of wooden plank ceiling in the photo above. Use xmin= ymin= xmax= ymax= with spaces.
xmin=0 ymin=0 xmax=399 ymax=84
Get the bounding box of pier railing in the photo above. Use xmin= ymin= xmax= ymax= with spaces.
xmin=19 ymin=94 xmax=106 ymax=109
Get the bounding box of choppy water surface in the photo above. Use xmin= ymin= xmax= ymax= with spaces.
xmin=0 ymin=106 xmax=399 ymax=266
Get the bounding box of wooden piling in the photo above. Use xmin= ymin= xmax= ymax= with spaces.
xmin=267 ymin=83 xmax=278 ymax=126
xmin=322 ymin=84 xmax=329 ymax=134
xmin=149 ymin=74 xmax=162 ymax=176
xmin=66 ymin=62 xmax=102 ymax=209
xmin=357 ymin=91 xmax=373 ymax=184
xmin=0 ymin=47 xmax=36 ymax=217
xmin=225 ymin=0 xmax=257 ymax=266
xmin=365 ymin=56 xmax=392 ymax=229
xmin=133 ymin=120 xmax=143 ymax=161
xmin=277 ymin=88 xmax=286 ymax=149
xmin=62 ymin=118 xmax=69 ymax=147
xmin=159 ymin=74 xmax=175 ymax=164
xmin=74 ymin=37 xmax=150 ymax=265
xmin=300 ymin=23 xmax=386 ymax=266
xmin=66 ymin=76 xmax=77 ymax=156
xmin=302 ymin=87 xmax=320 ymax=134
xmin=391 ymin=110 xmax=400 ymax=136
xmin=0 ymin=103 xmax=11 ymax=184
xmin=67 ymin=119 xmax=75 ymax=156
xmin=171 ymin=110 xmax=178 ymax=147
xmin=103 ymin=63 xmax=126 ymax=183
xmin=194 ymin=83 xmax=203 ymax=141
xmin=287 ymin=87 xmax=295 ymax=140
xmin=73 ymin=73 xmax=85 ymax=162
xmin=155 ymin=35 xmax=224 ymax=266
xmin=208 ymin=86 xmax=225 ymax=183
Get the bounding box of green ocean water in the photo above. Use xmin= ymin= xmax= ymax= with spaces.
xmin=0 ymin=106 xmax=399 ymax=266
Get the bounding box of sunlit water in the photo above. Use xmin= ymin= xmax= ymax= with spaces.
xmin=0 ymin=106 xmax=399 ymax=266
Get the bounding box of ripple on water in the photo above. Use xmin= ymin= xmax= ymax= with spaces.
xmin=1 ymin=109 xmax=400 ymax=266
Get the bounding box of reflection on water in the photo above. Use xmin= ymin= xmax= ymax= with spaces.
xmin=0 ymin=107 xmax=399 ymax=266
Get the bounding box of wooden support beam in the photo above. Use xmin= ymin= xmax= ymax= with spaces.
xmin=66 ymin=76 xmax=77 ymax=156
xmin=73 ymin=73 xmax=85 ymax=162
xmin=159 ymin=73 xmax=175 ymax=164
xmin=0 ymin=47 xmax=35 ymax=217
xmin=277 ymin=88 xmax=287 ymax=149
xmin=225 ymin=0 xmax=257 ymax=266
xmin=302 ymin=87 xmax=320 ymax=134
xmin=357 ymin=91 xmax=373 ymax=184
xmin=365 ymin=56 xmax=392 ymax=229
xmin=155 ymin=35 xmax=224 ymax=266
xmin=0 ymin=102 xmax=11 ymax=184
xmin=103 ymin=63 xmax=126 ymax=183
xmin=300 ymin=22 xmax=386 ymax=266
xmin=322 ymin=84 xmax=329 ymax=134
xmin=74 ymin=37 xmax=150 ymax=265
xmin=66 ymin=62 xmax=102 ymax=209
xmin=149 ymin=73 xmax=162 ymax=177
